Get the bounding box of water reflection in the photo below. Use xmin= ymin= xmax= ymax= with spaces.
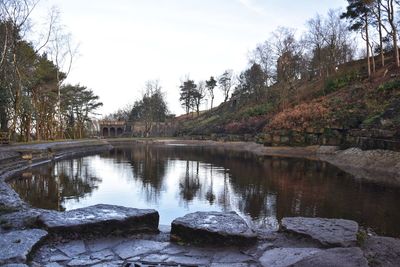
xmin=11 ymin=158 xmax=101 ymax=211
xmin=9 ymin=144 xmax=400 ymax=237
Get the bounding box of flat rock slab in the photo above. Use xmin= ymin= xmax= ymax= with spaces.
xmin=56 ymin=240 xmax=86 ymax=257
xmin=114 ymin=240 xmax=169 ymax=259
xmin=293 ymin=247 xmax=369 ymax=267
xmin=362 ymin=235 xmax=400 ymax=267
xmin=281 ymin=217 xmax=358 ymax=247
xmin=171 ymin=211 xmax=257 ymax=246
xmin=38 ymin=204 xmax=159 ymax=236
xmin=0 ymin=229 xmax=48 ymax=264
xmin=259 ymin=247 xmax=321 ymax=267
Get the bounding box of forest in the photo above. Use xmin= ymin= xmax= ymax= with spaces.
xmin=0 ymin=0 xmax=102 ymax=142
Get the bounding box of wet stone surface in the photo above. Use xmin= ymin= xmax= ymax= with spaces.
xmin=0 ymin=229 xmax=48 ymax=265
xmin=259 ymin=247 xmax=321 ymax=267
xmin=362 ymin=235 xmax=400 ymax=267
xmin=0 ymin=209 xmax=44 ymax=231
xmin=15 ymin=217 xmax=400 ymax=267
xmin=293 ymin=247 xmax=369 ymax=267
xmin=38 ymin=204 xmax=159 ymax=236
xmin=281 ymin=217 xmax=359 ymax=247
xmin=32 ymin=235 xmax=259 ymax=267
xmin=171 ymin=211 xmax=257 ymax=246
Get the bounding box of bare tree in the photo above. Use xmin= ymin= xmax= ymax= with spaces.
xmin=306 ymin=9 xmax=355 ymax=78
xmin=305 ymin=14 xmax=326 ymax=77
xmin=218 ymin=69 xmax=234 ymax=103
xmin=249 ymin=40 xmax=276 ymax=85
xmin=205 ymin=76 xmax=217 ymax=110
xmin=47 ymin=7 xmax=79 ymax=138
xmin=193 ymin=81 xmax=206 ymax=115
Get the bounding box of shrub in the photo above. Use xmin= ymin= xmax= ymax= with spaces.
xmin=242 ymin=103 xmax=275 ymax=118
xmin=362 ymin=114 xmax=381 ymax=126
xmin=377 ymin=79 xmax=400 ymax=92
xmin=265 ymin=102 xmax=330 ymax=131
xmin=324 ymin=71 xmax=359 ymax=94
xmin=225 ymin=116 xmax=267 ymax=134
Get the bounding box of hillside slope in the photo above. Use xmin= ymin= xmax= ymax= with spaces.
xmin=176 ymin=61 xmax=400 ymax=151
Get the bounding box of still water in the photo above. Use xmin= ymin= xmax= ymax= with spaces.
xmin=9 ymin=144 xmax=400 ymax=237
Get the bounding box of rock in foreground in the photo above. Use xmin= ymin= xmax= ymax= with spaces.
xmin=0 ymin=229 xmax=48 ymax=265
xmin=170 ymin=211 xmax=257 ymax=246
xmin=293 ymin=247 xmax=368 ymax=267
xmin=362 ymin=235 xmax=400 ymax=267
xmin=38 ymin=204 xmax=159 ymax=236
xmin=259 ymin=247 xmax=321 ymax=267
xmin=281 ymin=217 xmax=358 ymax=247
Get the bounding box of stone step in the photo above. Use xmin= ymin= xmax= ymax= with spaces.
xmin=281 ymin=217 xmax=359 ymax=247
xmin=0 ymin=229 xmax=48 ymax=265
xmin=38 ymin=204 xmax=159 ymax=236
xmin=171 ymin=211 xmax=257 ymax=246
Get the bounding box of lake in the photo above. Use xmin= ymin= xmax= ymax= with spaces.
xmin=9 ymin=143 xmax=400 ymax=237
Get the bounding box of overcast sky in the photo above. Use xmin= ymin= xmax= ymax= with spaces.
xmin=31 ymin=0 xmax=347 ymax=116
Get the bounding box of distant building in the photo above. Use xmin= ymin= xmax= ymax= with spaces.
xmin=98 ymin=120 xmax=177 ymax=138
xmin=98 ymin=121 xmax=126 ymax=138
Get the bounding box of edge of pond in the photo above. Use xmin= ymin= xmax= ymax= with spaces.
xmin=0 ymin=139 xmax=400 ymax=266
xmin=1 ymin=138 xmax=400 ymax=213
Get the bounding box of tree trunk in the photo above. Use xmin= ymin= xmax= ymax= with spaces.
xmin=365 ymin=15 xmax=371 ymax=77
xmin=371 ymin=45 xmax=376 ymax=73
xmin=393 ymin=29 xmax=399 ymax=67
xmin=377 ymin=3 xmax=385 ymax=67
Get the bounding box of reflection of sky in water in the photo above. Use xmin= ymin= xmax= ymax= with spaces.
xmin=62 ymin=155 xmax=277 ymax=227
xmin=10 ymin=146 xmax=400 ymax=237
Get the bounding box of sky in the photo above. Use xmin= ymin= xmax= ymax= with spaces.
xmin=30 ymin=0 xmax=348 ymax=116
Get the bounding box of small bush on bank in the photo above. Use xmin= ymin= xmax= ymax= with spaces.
xmin=265 ymin=102 xmax=330 ymax=131
xmin=241 ymin=103 xmax=275 ymax=118
xmin=324 ymin=71 xmax=359 ymax=95
xmin=377 ymin=79 xmax=400 ymax=92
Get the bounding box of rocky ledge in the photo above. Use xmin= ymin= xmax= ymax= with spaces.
xmin=0 ymin=229 xmax=48 ymax=265
xmin=281 ymin=217 xmax=359 ymax=247
xmin=1 ymin=209 xmax=400 ymax=266
xmin=170 ymin=211 xmax=257 ymax=246
xmin=38 ymin=204 xmax=159 ymax=236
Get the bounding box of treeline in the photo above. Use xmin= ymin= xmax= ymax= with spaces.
xmin=104 ymin=80 xmax=171 ymax=137
xmin=179 ymin=0 xmax=400 ymax=115
xmin=0 ymin=0 xmax=102 ymax=141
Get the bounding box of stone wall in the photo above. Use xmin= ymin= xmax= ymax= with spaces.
xmin=258 ymin=127 xmax=400 ymax=151
xmin=185 ymin=128 xmax=400 ymax=152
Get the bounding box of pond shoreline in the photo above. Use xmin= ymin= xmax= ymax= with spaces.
xmin=1 ymin=138 xmax=400 ymax=213
xmin=1 ymin=139 xmax=400 ymax=266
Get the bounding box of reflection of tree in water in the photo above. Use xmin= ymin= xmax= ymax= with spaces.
xmin=106 ymin=145 xmax=167 ymax=203
xmin=9 ymin=158 xmax=101 ymax=211
xmin=11 ymin=144 xmax=400 ymax=236
xmin=213 ymin=153 xmax=274 ymax=221
xmin=179 ymin=161 xmax=200 ymax=204
xmin=205 ymin=165 xmax=216 ymax=205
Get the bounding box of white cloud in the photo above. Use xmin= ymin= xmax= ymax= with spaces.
xmin=237 ymin=0 xmax=265 ymax=15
